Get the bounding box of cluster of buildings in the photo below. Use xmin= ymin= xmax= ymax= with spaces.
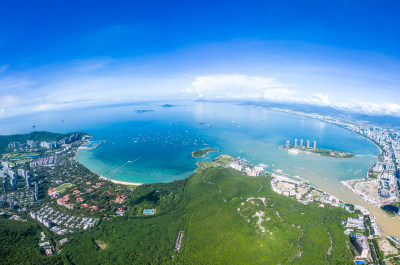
xmin=0 ymin=164 xmax=40 ymax=210
xmin=59 ymin=133 xmax=82 ymax=145
xmin=227 ymin=160 xmax=265 ymax=177
xmin=347 ymin=126 xmax=400 ymax=201
xmin=273 ymin=108 xmax=400 ymax=210
xmin=30 ymin=205 xmax=98 ymax=235
xmin=285 ymin=139 xmax=317 ymax=150
xmin=30 ymin=154 xmax=58 ymax=167
xmin=38 ymin=231 xmax=54 ymax=256
xmin=339 ymin=125 xmax=400 ymax=203
xmin=0 ymin=164 xmax=19 ymax=191
xmin=271 ymin=175 xmax=341 ymax=206
xmin=56 ymin=195 xmax=76 ymax=210
xmin=0 ymin=190 xmax=36 ymax=211
xmin=7 ymin=134 xmax=82 ymax=151
xmin=346 ymin=216 xmax=365 ymax=230
xmin=53 ymin=182 xmax=105 ymax=211
xmin=8 ymin=140 xmax=57 ymax=150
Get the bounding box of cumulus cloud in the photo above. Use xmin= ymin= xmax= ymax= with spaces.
xmin=1 ymin=69 xmax=400 ymax=119
xmin=185 ymin=74 xmax=293 ymax=99
xmin=334 ymin=99 xmax=400 ymax=116
xmin=184 ymin=74 xmax=400 ymax=116
xmin=185 ymin=74 xmax=330 ymax=105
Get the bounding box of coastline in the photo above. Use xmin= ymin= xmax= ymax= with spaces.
xmin=74 ymin=144 xmax=143 ymax=186
xmin=191 ymin=148 xmax=219 ymax=158
xmin=280 ymin=145 xmax=355 ymax=159
xmin=98 ymin=175 xmax=143 ymax=186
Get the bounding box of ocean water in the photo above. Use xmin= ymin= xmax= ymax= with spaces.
xmin=0 ymin=101 xmax=379 ymax=189
xmin=7 ymin=102 xmax=400 ymax=236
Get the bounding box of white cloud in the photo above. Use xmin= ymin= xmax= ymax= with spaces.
xmin=263 ymin=88 xmax=296 ymax=101
xmin=334 ymin=99 xmax=400 ymax=116
xmin=0 ymin=95 xmax=20 ymax=107
xmin=184 ymin=74 xmax=400 ymax=116
xmin=186 ymin=74 xmax=292 ymax=99
xmin=0 ymin=68 xmax=400 ymax=119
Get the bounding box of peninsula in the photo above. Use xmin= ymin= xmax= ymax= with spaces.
xmin=281 ymin=145 xmax=355 ymax=158
xmin=191 ymin=148 xmax=219 ymax=158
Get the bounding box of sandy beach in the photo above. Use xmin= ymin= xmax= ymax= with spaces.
xmin=98 ymin=175 xmax=143 ymax=186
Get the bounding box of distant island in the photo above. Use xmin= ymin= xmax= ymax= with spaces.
xmin=191 ymin=148 xmax=219 ymax=158
xmin=135 ymin=110 xmax=154 ymax=113
xmin=161 ymin=104 xmax=175 ymax=108
xmin=281 ymin=145 xmax=355 ymax=158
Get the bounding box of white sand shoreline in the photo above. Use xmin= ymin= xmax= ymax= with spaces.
xmin=98 ymin=175 xmax=143 ymax=186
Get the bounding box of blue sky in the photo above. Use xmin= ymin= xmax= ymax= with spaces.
xmin=1 ymin=0 xmax=400 ymax=117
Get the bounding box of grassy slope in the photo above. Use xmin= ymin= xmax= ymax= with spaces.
xmin=59 ymin=159 xmax=353 ymax=264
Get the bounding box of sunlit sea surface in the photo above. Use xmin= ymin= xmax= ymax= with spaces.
xmin=10 ymin=102 xmax=400 ymax=237
xmin=1 ymin=102 xmax=380 ymax=187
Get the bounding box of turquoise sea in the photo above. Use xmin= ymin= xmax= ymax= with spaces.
xmin=0 ymin=102 xmax=379 ymax=196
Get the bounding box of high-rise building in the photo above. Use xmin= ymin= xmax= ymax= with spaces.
xmin=17 ymin=168 xmax=25 ymax=177
xmin=285 ymin=140 xmax=290 ymax=150
xmin=7 ymin=169 xmax=15 ymax=178
xmin=0 ymin=196 xmax=3 ymax=207
xmin=354 ymin=236 xmax=369 ymax=258
xmin=300 ymin=139 xmax=303 ymax=147
xmin=11 ymin=176 xmax=17 ymax=190
xmin=306 ymin=140 xmax=310 ymax=149
xmin=294 ymin=139 xmax=298 ymax=147
xmin=2 ymin=162 xmax=9 ymax=169
xmin=3 ymin=177 xmax=8 ymax=191
xmin=313 ymin=141 xmax=317 ymax=149
xmin=34 ymin=170 xmax=39 ymax=184
xmin=35 ymin=183 xmax=39 ymax=202
xmin=27 ymin=140 xmax=39 ymax=148
xmin=8 ymin=142 xmax=21 ymax=149
xmin=26 ymin=174 xmax=31 ymax=189
xmin=10 ymin=200 xmax=14 ymax=210
xmin=40 ymin=141 xmax=57 ymax=149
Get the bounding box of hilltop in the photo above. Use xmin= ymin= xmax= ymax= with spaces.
xmin=59 ymin=155 xmax=354 ymax=264
xmin=0 ymin=131 xmax=87 ymax=155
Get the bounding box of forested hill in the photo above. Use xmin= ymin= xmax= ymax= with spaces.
xmin=58 ymin=156 xmax=354 ymax=264
xmin=0 ymin=131 xmax=84 ymax=154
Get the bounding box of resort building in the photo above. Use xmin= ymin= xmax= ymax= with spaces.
xmin=354 ymin=235 xmax=370 ymax=259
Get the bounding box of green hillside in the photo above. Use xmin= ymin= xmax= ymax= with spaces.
xmin=58 ymin=156 xmax=353 ymax=265
xmin=0 ymin=131 xmax=83 ymax=154
xmin=0 ymin=218 xmax=61 ymax=264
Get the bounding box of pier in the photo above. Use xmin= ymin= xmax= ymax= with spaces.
xmin=104 ymin=157 xmax=141 ymax=177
